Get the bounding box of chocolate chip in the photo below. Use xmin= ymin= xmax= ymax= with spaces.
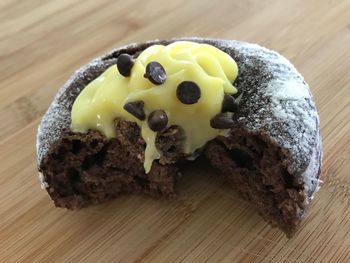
xmin=144 ymin=61 xmax=166 ymax=85
xmin=123 ymin=101 xmax=146 ymax=121
xmin=176 ymin=81 xmax=201 ymax=105
xmin=222 ymin=94 xmax=239 ymax=113
xmin=117 ymin=54 xmax=134 ymax=77
xmin=148 ymin=110 xmax=168 ymax=132
xmin=210 ymin=113 xmax=234 ymax=129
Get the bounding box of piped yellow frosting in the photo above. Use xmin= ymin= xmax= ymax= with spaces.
xmin=71 ymin=41 xmax=238 ymax=173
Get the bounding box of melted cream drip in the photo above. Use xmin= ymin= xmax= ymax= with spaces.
xmin=71 ymin=41 xmax=238 ymax=173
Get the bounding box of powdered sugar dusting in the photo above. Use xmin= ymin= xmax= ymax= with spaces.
xmin=268 ymin=80 xmax=310 ymax=101
xmin=266 ymin=79 xmax=318 ymax=147
xmin=38 ymin=172 xmax=49 ymax=189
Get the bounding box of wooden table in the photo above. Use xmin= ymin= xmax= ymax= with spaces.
xmin=1 ymin=0 xmax=349 ymax=262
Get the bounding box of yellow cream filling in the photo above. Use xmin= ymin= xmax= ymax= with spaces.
xmin=71 ymin=41 xmax=238 ymax=173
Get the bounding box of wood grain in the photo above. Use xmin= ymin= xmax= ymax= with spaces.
xmin=0 ymin=0 xmax=349 ymax=262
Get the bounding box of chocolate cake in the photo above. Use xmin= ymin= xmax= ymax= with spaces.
xmin=36 ymin=38 xmax=322 ymax=237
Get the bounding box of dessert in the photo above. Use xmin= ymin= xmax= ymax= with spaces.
xmin=36 ymin=38 xmax=322 ymax=237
